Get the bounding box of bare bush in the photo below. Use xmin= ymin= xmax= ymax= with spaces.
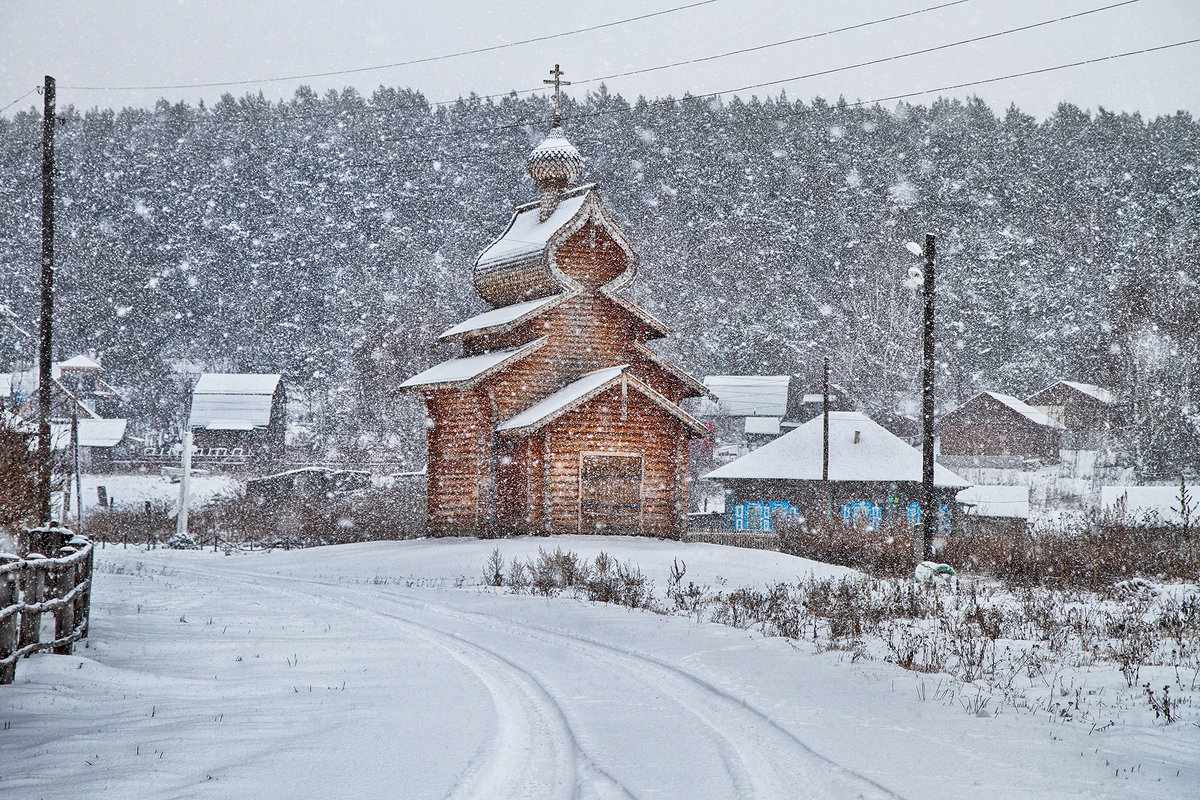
xmin=776 ymin=515 xmax=915 ymax=578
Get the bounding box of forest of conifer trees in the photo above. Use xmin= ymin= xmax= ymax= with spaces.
xmin=1 ymin=85 xmax=1197 ymax=475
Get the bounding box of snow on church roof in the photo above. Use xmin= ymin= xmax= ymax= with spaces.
xmin=497 ymin=365 xmax=628 ymax=433
xmin=497 ymin=365 xmax=708 ymax=437
xmin=981 ymin=392 xmax=1065 ymax=429
xmin=706 ymin=411 xmax=969 ymax=488
xmin=439 ymin=294 xmax=566 ymax=340
xmin=475 ymin=188 xmax=591 ymax=272
xmin=399 ymin=337 xmax=547 ymax=390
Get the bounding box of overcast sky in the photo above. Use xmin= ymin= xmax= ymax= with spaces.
xmin=2 ymin=0 xmax=1199 ymax=121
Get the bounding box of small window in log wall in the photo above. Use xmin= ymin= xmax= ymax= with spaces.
xmin=579 ymin=453 xmax=642 ymax=533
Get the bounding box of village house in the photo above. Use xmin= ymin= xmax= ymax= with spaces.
xmin=705 ymin=410 xmax=969 ymax=533
xmin=1025 ymin=380 xmax=1117 ymax=449
xmin=49 ymin=417 xmax=129 ymax=473
xmin=694 ymin=374 xmax=795 ymax=460
xmin=188 ymin=373 xmax=286 ymax=470
xmin=4 ymin=354 xmax=123 ymax=420
xmin=938 ymin=391 xmax=1064 ymax=467
xmin=401 ymin=108 xmax=707 ymax=537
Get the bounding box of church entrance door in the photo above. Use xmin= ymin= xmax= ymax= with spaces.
xmin=579 ymin=453 xmax=642 ymax=533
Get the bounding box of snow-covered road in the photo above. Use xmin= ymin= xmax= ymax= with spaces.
xmin=3 ymin=538 xmax=1196 ymax=799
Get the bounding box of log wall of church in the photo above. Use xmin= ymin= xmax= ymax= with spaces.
xmin=422 ymin=388 xmax=491 ymax=531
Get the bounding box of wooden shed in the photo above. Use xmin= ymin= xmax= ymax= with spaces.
xmin=188 ymin=373 xmax=286 ymax=470
xmin=401 ymin=124 xmax=706 ymax=537
xmin=1025 ymin=380 xmax=1116 ymax=449
xmin=938 ymin=391 xmax=1064 ymax=465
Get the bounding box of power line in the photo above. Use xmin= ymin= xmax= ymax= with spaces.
xmin=88 ymin=0 xmax=1142 ymax=131
xmin=62 ymin=0 xmax=722 ymax=91
xmin=564 ymin=0 xmax=980 ymax=89
xmin=341 ymin=36 xmax=1200 ymax=160
xmin=0 ymin=87 xmax=39 ymax=114
xmin=647 ymin=0 xmax=1145 ymax=103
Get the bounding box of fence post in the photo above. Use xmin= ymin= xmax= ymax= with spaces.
xmin=53 ymin=547 xmax=77 ymax=655
xmin=18 ymin=555 xmax=46 ymax=652
xmin=69 ymin=538 xmax=91 ymax=638
xmin=0 ymin=556 xmax=20 ymax=684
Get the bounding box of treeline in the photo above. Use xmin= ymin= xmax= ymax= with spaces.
xmin=0 ymin=85 xmax=1197 ymax=474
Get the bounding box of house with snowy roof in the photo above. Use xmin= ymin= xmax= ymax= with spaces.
xmin=1025 ymin=380 xmax=1117 ymax=449
xmin=49 ymin=417 xmax=129 ymax=472
xmin=5 ymin=354 xmax=123 ymax=420
xmin=401 ymin=105 xmax=706 ymax=537
xmin=188 ymin=373 xmax=285 ymax=469
xmin=692 ymin=375 xmax=799 ymax=461
xmin=938 ymin=391 xmax=1064 ymax=467
xmin=705 ymin=411 xmax=969 ymax=533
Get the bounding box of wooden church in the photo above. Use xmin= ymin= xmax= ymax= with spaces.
xmin=401 ymin=78 xmax=706 ymax=537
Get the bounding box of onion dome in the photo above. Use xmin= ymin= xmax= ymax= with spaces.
xmin=527 ymin=131 xmax=583 ymax=189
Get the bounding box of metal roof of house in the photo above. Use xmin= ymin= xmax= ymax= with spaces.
xmin=706 ymin=410 xmax=969 ymax=488
xmin=980 ymin=392 xmax=1065 ymax=429
xmin=697 ymin=375 xmax=790 ymax=417
xmin=189 ymin=373 xmax=281 ymax=430
xmin=57 ymin=354 xmax=103 ymax=372
xmin=957 ymin=485 xmax=1030 ymax=519
xmin=50 ymin=418 xmax=127 ymax=449
xmin=1057 ymin=381 xmax=1116 ymax=405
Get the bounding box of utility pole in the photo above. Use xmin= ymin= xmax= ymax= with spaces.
xmin=822 ymin=356 xmax=832 ymax=519
xmin=176 ymin=430 xmax=192 ymax=545
xmin=918 ymin=233 xmax=936 ymax=562
xmin=37 ymin=75 xmax=55 ymax=526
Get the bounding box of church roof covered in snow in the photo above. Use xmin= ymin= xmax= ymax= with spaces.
xmin=439 ymin=294 xmax=568 ymax=341
xmin=399 ymin=337 xmax=547 ymax=391
xmin=497 ymin=365 xmax=707 ymax=437
xmin=706 ymin=410 xmax=969 ymax=487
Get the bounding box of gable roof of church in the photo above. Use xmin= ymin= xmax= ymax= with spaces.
xmin=399 ymin=337 xmax=548 ymax=391
xmin=496 ymin=364 xmax=708 ymax=437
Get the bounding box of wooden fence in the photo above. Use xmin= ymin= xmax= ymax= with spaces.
xmin=683 ymin=531 xmax=781 ymax=551
xmin=0 ymin=527 xmax=94 ymax=685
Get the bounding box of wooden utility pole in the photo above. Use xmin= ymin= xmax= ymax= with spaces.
xmin=822 ymin=356 xmax=832 ymax=519
xmin=37 ymin=75 xmax=56 ymax=525
xmin=918 ymin=233 xmax=936 ymax=562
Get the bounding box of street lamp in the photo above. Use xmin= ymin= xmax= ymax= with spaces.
xmin=905 ymin=233 xmax=936 ymax=563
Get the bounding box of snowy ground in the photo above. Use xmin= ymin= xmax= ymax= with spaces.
xmin=3 ymin=537 xmax=1197 ymax=799
xmin=68 ymin=471 xmax=242 ymax=513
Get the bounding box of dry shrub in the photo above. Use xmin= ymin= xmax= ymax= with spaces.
xmin=777 ymin=514 xmax=915 ymax=577
xmin=83 ymin=481 xmax=426 ymax=550
xmin=940 ymin=512 xmax=1200 ymax=590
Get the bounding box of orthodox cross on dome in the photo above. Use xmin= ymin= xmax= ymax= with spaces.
xmin=543 ymin=63 xmax=571 ymax=127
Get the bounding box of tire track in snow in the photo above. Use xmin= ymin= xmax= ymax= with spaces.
xmin=165 ymin=560 xmax=636 ymax=800
xmin=369 ymin=587 xmax=908 ymax=800
xmin=221 ymin=556 xmax=900 ymax=800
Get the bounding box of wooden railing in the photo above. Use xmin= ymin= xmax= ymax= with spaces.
xmin=0 ymin=528 xmax=94 ymax=685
